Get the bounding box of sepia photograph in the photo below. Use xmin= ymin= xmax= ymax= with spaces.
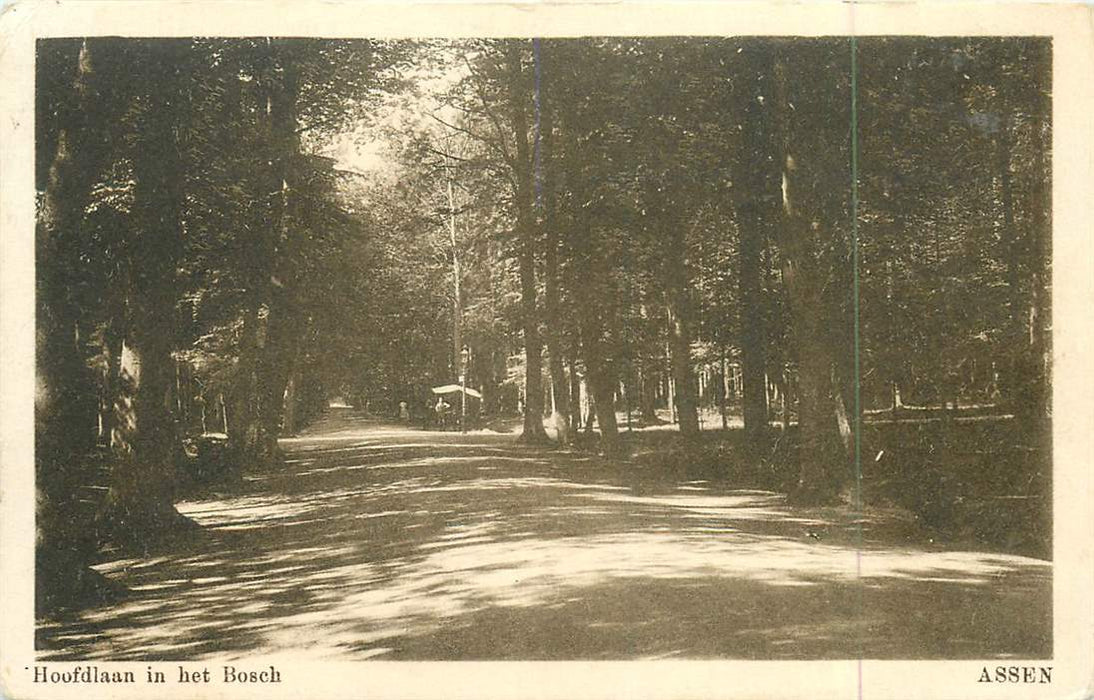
xmin=2 ymin=2 xmax=1093 ymax=699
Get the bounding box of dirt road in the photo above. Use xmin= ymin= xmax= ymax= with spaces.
xmin=38 ymin=408 xmax=1051 ymax=660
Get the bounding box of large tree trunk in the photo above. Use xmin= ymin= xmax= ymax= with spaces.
xmin=35 ymin=38 xmax=121 ymax=611
xmin=784 ymin=264 xmax=853 ymax=503
xmin=37 ymin=40 xmax=107 ymax=516
xmin=569 ymin=266 xmax=621 ymax=454
xmin=102 ymin=41 xmax=193 ymax=539
xmin=505 ymin=41 xmax=550 ymax=443
xmin=770 ymin=47 xmax=855 ymax=504
xmin=734 ymin=66 xmax=774 ymax=451
xmin=232 ymin=39 xmax=301 ymax=467
xmin=229 ymin=304 xmax=262 ymax=474
xmin=573 ymin=283 xmax=622 ymax=454
xmin=260 ymin=39 xmax=302 ymax=463
xmin=256 ymin=304 xmax=300 ymax=459
xmin=585 ymin=353 xmax=621 ymax=456
xmin=280 ymin=316 xmax=310 ymax=437
xmin=537 ymin=43 xmax=572 ymax=446
xmin=226 ymin=46 xmax=264 ymax=473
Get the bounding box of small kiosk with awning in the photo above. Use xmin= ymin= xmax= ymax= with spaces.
xmin=430 ymin=385 xmax=482 ymax=431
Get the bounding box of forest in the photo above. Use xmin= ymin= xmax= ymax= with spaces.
xmin=35 ymin=36 xmax=1051 ymax=617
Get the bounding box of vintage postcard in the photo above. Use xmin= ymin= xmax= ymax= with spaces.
xmin=1 ymin=1 xmax=1092 ymax=699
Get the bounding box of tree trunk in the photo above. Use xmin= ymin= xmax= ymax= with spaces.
xmin=638 ymin=359 xmax=660 ymax=424
xmin=665 ymin=262 xmax=701 ymax=437
xmin=995 ymin=118 xmax=1022 ymax=414
xmin=281 ymin=353 xmax=302 ymax=437
xmin=102 ymin=41 xmax=193 ymax=538
xmin=718 ymin=349 xmax=729 ymax=430
xmin=1026 ymin=112 xmax=1050 ymax=431
xmin=1016 ymin=66 xmax=1051 ymax=460
xmin=568 ymin=349 xmax=582 ymax=434
xmin=232 ymin=38 xmax=301 ymax=467
xmin=445 ymin=140 xmax=463 ymax=379
xmin=551 ymin=58 xmax=617 ymax=453
xmin=770 ymin=48 xmax=855 ymax=504
xmin=109 ymin=44 xmax=188 ymax=520
xmin=587 ymin=361 xmax=621 ymax=456
xmin=106 ymin=334 xmax=181 ymax=532
xmin=664 ymin=339 xmax=677 ymax=425
xmin=37 ymin=39 xmax=110 ymax=505
xmin=735 ymin=84 xmax=772 ymax=449
xmin=226 ymin=47 xmax=264 ymax=472
xmin=537 ymin=44 xmax=571 ymax=446
xmin=35 ymin=39 xmax=121 ymax=611
xmin=505 ymin=41 xmax=549 ymax=443
xmin=584 ymin=391 xmax=597 ymax=434
xmin=734 ymin=46 xmax=784 ymax=456
xmin=101 ymin=306 xmax=125 ymax=447
xmin=230 ymin=304 xmax=262 ymax=474
xmin=256 ymin=305 xmax=300 ymax=460
xmin=781 ymin=368 xmax=792 ymax=431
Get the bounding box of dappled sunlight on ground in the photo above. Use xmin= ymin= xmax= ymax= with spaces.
xmin=37 ymin=408 xmax=1051 ymax=660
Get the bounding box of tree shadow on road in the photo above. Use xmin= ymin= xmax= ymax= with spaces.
xmin=36 ymin=424 xmax=1051 ymax=661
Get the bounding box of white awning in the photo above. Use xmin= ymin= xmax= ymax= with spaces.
xmin=431 ymin=384 xmax=482 ymax=399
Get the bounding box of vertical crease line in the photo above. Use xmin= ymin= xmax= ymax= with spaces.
xmin=850 ymin=24 xmax=865 ymax=700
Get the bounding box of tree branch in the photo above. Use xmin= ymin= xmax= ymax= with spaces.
xmin=427 ymin=112 xmax=511 ymax=169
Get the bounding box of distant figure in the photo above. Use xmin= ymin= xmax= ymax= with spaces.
xmin=399 ymin=400 xmax=409 ymax=422
xmin=434 ymin=397 xmax=450 ymax=430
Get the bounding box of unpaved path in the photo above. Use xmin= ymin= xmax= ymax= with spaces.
xmin=38 ymin=408 xmax=1051 ymax=660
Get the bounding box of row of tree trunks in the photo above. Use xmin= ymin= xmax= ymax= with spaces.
xmin=513 ymin=39 xmax=749 ymax=455
xmin=664 ymin=275 xmax=701 ymax=436
xmin=548 ymin=45 xmax=621 ymax=455
xmin=36 ymin=39 xmax=202 ymax=572
xmin=573 ymin=252 xmax=621 ymax=454
xmin=637 ymin=357 xmax=661 ymax=424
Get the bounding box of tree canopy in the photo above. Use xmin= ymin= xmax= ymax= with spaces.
xmin=35 ymin=36 xmax=1051 ymax=579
